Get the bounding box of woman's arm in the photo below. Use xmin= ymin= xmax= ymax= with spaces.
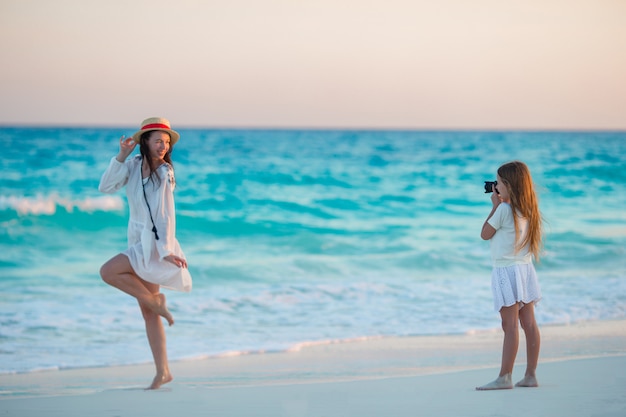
xmin=98 ymin=136 xmax=136 ymax=193
xmin=153 ymin=165 xmax=180 ymax=262
xmin=153 ymin=167 xmax=187 ymax=268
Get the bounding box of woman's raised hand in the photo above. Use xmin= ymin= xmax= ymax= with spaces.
xmin=116 ymin=135 xmax=137 ymax=162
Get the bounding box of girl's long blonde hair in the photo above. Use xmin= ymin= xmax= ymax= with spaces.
xmin=497 ymin=161 xmax=543 ymax=261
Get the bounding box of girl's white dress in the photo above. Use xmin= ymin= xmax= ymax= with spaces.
xmin=487 ymin=202 xmax=540 ymax=311
xmin=99 ymin=155 xmax=192 ymax=292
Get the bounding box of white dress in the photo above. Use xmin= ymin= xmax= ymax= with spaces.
xmin=487 ymin=203 xmax=540 ymax=311
xmin=99 ymin=155 xmax=192 ymax=292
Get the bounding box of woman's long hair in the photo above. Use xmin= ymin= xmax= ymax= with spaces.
xmin=497 ymin=161 xmax=543 ymax=261
xmin=139 ymin=130 xmax=174 ymax=186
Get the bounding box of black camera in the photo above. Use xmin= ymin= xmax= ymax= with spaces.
xmin=484 ymin=180 xmax=498 ymax=194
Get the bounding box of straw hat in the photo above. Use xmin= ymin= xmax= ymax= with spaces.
xmin=132 ymin=117 xmax=180 ymax=145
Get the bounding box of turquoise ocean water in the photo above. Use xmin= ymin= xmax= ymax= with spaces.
xmin=1 ymin=128 xmax=625 ymax=374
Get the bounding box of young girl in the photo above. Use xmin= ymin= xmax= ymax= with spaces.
xmin=476 ymin=161 xmax=543 ymax=390
xmin=99 ymin=117 xmax=192 ymax=389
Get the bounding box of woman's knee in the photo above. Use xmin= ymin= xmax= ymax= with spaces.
xmin=99 ymin=254 xmax=129 ymax=284
xmin=100 ymin=261 xmax=113 ymax=283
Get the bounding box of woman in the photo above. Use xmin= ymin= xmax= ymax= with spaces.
xmin=99 ymin=117 xmax=192 ymax=390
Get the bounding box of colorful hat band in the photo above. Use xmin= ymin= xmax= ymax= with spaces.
xmin=141 ymin=123 xmax=171 ymax=131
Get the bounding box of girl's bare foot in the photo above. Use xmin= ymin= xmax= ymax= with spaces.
xmin=476 ymin=373 xmax=513 ymax=390
xmin=146 ymin=372 xmax=173 ymax=390
xmin=153 ymin=293 xmax=174 ymax=326
xmin=515 ymin=375 xmax=539 ymax=387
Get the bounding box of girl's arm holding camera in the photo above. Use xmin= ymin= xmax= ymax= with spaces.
xmin=481 ymin=184 xmax=501 ymax=240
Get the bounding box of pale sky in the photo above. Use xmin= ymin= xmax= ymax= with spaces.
xmin=1 ymin=0 xmax=625 ymax=129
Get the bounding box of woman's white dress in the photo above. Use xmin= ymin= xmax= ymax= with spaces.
xmin=99 ymin=155 xmax=192 ymax=292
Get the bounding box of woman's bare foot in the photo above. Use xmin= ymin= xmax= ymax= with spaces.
xmin=476 ymin=373 xmax=513 ymax=390
xmin=153 ymin=293 xmax=174 ymax=326
xmin=146 ymin=372 xmax=173 ymax=390
xmin=515 ymin=375 xmax=539 ymax=387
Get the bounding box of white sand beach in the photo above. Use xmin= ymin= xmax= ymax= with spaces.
xmin=1 ymin=319 xmax=625 ymax=417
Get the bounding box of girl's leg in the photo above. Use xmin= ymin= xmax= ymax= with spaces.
xmin=499 ymin=304 xmax=520 ymax=376
xmin=100 ymin=254 xmax=174 ymax=326
xmin=137 ymin=279 xmax=173 ymax=390
xmin=476 ymin=304 xmax=519 ymax=390
xmin=516 ymin=303 xmax=540 ymax=387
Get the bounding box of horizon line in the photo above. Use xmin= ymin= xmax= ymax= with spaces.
xmin=1 ymin=122 xmax=624 ymax=133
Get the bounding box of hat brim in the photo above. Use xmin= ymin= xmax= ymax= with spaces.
xmin=132 ymin=128 xmax=180 ymax=145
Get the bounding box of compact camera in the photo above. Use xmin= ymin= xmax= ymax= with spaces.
xmin=484 ymin=180 xmax=498 ymax=194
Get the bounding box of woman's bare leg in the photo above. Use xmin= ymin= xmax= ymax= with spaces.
xmin=138 ymin=280 xmax=173 ymax=390
xmin=476 ymin=304 xmax=519 ymax=390
xmin=516 ymin=303 xmax=540 ymax=387
xmin=100 ymin=254 xmax=174 ymax=326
